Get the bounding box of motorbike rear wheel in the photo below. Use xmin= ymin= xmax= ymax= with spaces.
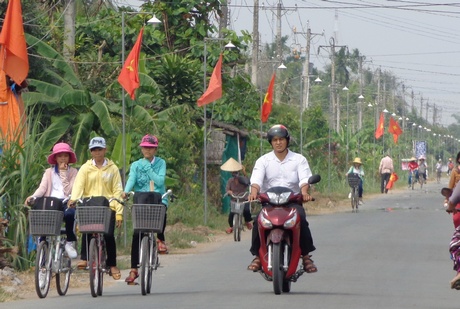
xmin=272 ymin=243 xmax=284 ymax=295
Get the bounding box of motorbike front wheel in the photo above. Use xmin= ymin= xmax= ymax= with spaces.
xmin=272 ymin=243 xmax=284 ymax=295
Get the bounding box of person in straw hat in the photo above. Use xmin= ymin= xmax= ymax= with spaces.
xmin=221 ymin=158 xmax=253 ymax=234
xmin=407 ymin=156 xmax=419 ymax=188
xmin=347 ymin=157 xmax=365 ymax=204
xmin=25 ymin=142 xmax=79 ymax=259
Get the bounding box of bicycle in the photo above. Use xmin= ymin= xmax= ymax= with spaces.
xmin=75 ymin=197 xmax=124 ymax=298
xmin=29 ymin=201 xmax=72 ymax=298
xmin=437 ymin=169 xmax=442 ymax=184
xmin=347 ymin=173 xmax=360 ymax=213
xmin=409 ymin=170 xmax=417 ymax=190
xmin=129 ymin=190 xmax=173 ymax=295
xmin=227 ymin=192 xmax=249 ymax=242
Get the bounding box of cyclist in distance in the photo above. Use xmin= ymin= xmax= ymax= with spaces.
xmin=407 ymin=157 xmax=419 ymax=188
xmin=346 ymin=157 xmax=365 ymax=204
xmin=379 ymin=153 xmax=394 ymax=194
xmin=221 ymin=158 xmax=253 ymax=234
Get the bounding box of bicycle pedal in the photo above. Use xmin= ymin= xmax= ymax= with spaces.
xmin=127 ymin=282 xmax=138 ymax=286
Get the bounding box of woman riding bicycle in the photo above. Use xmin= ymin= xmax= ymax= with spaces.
xmin=25 ymin=142 xmax=78 ymax=259
xmin=221 ymin=158 xmax=253 ymax=234
xmin=346 ymin=157 xmax=364 ymax=204
xmin=123 ymin=134 xmax=169 ymax=284
xmin=69 ymin=137 xmax=124 ymax=280
xmin=408 ymin=157 xmax=418 ymax=187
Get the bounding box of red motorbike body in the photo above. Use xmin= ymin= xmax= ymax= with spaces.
xmin=257 ymin=187 xmax=303 ymax=281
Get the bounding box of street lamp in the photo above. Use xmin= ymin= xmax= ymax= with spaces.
xmin=121 ymin=12 xmax=161 ymax=183
xmin=203 ymin=38 xmax=235 ymax=225
xmin=300 ymin=75 xmax=321 ymax=155
xmin=121 ymin=11 xmax=160 ymax=246
xmin=342 ymin=86 xmax=349 ymax=164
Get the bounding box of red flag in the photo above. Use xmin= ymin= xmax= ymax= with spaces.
xmin=118 ymin=27 xmax=144 ymax=100
xmin=388 ymin=116 xmax=403 ymax=144
xmin=261 ymin=73 xmax=275 ymax=123
xmin=375 ymin=112 xmax=384 ymax=139
xmin=0 ymin=0 xmax=29 ymax=84
xmin=197 ymin=54 xmax=223 ymax=107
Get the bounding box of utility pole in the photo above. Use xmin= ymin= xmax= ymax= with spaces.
xmin=319 ymin=37 xmax=346 ymax=132
xmin=420 ymin=96 xmax=423 ymax=119
xmin=261 ymin=0 xmax=296 ymax=104
xmin=63 ymin=0 xmax=76 ymax=61
xmin=251 ymin=0 xmax=259 ymax=86
xmin=294 ymin=24 xmax=323 ymax=109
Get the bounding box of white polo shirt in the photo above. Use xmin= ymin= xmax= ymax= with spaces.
xmin=250 ymin=149 xmax=312 ymax=194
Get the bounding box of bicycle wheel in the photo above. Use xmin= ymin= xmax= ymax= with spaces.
xmin=89 ymin=237 xmax=99 ymax=297
xmin=233 ymin=214 xmax=241 ymax=242
xmin=35 ymin=241 xmax=51 ymax=298
xmin=97 ymin=242 xmax=105 ymax=296
xmin=140 ymin=236 xmax=150 ymax=295
xmin=147 ymin=240 xmax=158 ymax=294
xmin=354 ymin=187 xmax=360 ymax=212
xmin=56 ymin=244 xmax=71 ymax=296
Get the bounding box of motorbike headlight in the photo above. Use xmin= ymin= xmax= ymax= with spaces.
xmin=260 ymin=211 xmax=273 ymax=228
xmin=283 ymin=213 xmax=297 ymax=228
xmin=267 ymin=191 xmax=291 ymax=205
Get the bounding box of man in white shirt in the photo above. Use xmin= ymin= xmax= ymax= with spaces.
xmin=247 ymin=124 xmax=317 ymax=273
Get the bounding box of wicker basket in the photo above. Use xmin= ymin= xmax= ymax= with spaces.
xmin=347 ymin=173 xmax=361 ymax=188
xmin=76 ymin=206 xmax=112 ymax=234
xmin=132 ymin=204 xmax=166 ymax=232
xmin=230 ymin=201 xmax=247 ymax=214
xmin=29 ymin=210 xmax=64 ymax=236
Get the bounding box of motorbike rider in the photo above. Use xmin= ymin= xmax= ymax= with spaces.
xmin=247 ymin=124 xmax=317 ymax=274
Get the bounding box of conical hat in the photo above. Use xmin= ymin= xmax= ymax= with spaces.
xmin=220 ymin=157 xmax=243 ymax=172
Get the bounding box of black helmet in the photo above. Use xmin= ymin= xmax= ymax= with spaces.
xmin=267 ymin=124 xmax=290 ymax=145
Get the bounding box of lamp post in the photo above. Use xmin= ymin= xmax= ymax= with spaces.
xmin=342 ymin=86 xmax=349 ymax=163
xmin=121 ymin=12 xmax=160 ymax=246
xmin=300 ymin=75 xmax=321 ymax=155
xmin=202 ymin=38 xmax=235 ymax=225
xmin=121 ymin=12 xmax=160 ymax=183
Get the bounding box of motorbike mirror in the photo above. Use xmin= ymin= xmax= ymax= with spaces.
xmin=308 ymin=174 xmax=321 ymax=185
xmin=441 ymin=187 xmax=453 ymax=198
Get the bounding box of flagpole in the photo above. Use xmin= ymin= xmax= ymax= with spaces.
xmin=203 ymin=40 xmax=208 ymax=225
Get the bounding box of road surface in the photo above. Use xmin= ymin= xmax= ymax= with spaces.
xmin=9 ymin=179 xmax=460 ymax=309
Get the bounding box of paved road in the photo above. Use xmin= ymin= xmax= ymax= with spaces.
xmin=9 ymin=179 xmax=460 ymax=309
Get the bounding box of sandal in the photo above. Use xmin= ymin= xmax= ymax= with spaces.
xmin=109 ymin=267 xmax=121 ymax=280
xmin=157 ymin=240 xmax=169 ymax=254
xmin=77 ymin=260 xmax=87 ymax=270
xmin=302 ymin=255 xmax=318 ymax=273
xmin=451 ymin=273 xmax=460 ymax=289
xmin=125 ymin=270 xmax=139 ymax=284
xmin=247 ymin=256 xmax=261 ymax=272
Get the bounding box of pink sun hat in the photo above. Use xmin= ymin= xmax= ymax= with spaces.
xmin=139 ymin=135 xmax=159 ymax=147
xmin=47 ymin=143 xmax=77 ymax=165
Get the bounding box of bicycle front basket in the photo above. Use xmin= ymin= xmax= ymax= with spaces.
xmin=76 ymin=206 xmax=112 ymax=234
xmin=230 ymin=201 xmax=246 ymax=214
xmin=132 ymin=204 xmax=166 ymax=232
xmin=29 ymin=210 xmax=63 ymax=236
xmin=347 ymin=174 xmax=361 ymax=188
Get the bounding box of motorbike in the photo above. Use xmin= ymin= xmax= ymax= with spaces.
xmin=255 ymin=174 xmax=321 ymax=295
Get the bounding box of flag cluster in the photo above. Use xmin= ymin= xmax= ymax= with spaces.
xmin=196 ymin=55 xmax=276 ymax=124
xmin=375 ymin=112 xmax=403 ymax=143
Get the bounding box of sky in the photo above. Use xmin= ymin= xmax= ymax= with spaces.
xmin=119 ymin=0 xmax=460 ymax=127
